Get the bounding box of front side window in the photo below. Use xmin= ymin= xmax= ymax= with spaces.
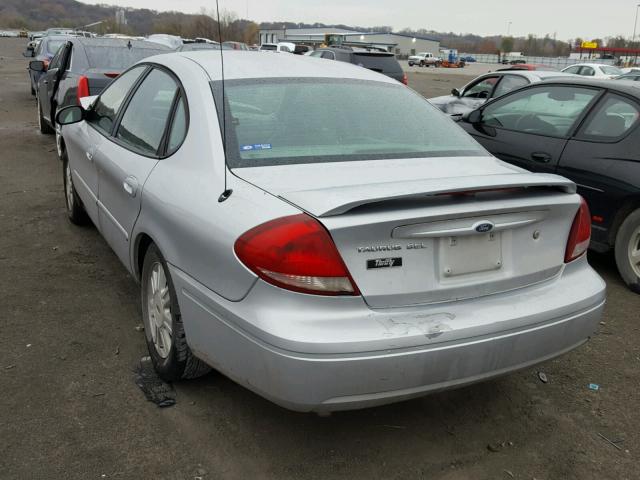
xmin=579 ymin=94 xmax=640 ymax=140
xmin=493 ymin=75 xmax=529 ymax=98
xmin=217 ymin=78 xmax=487 ymax=168
xmin=88 ymin=65 xmax=147 ymax=136
xmin=321 ymin=51 xmax=335 ymax=60
xmin=563 ymin=66 xmax=581 ymax=74
xmin=48 ymin=44 xmax=65 ymax=70
xmin=463 ymin=77 xmax=499 ymax=99
xmin=482 ymin=86 xmax=599 ymax=137
xmin=580 ymin=66 xmax=595 ymax=76
xmin=45 ymin=39 xmax=65 ymax=56
xmin=115 ymin=68 xmax=179 ymax=156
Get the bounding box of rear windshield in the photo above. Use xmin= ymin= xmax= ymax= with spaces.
xmin=601 ymin=66 xmax=623 ymax=76
xmin=84 ymin=46 xmax=169 ymax=69
xmin=214 ymin=78 xmax=487 ymax=168
xmin=353 ymin=53 xmax=402 ymax=73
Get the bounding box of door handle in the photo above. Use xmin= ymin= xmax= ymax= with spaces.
xmin=85 ymin=151 xmax=93 ymax=161
xmin=123 ymin=177 xmax=138 ymax=198
xmin=531 ymin=152 xmax=551 ymax=163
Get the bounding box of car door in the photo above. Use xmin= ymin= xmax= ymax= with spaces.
xmin=557 ymin=92 xmax=640 ymax=245
xmin=95 ymin=66 xmax=182 ymax=269
xmin=74 ymin=65 xmax=149 ymax=223
xmin=37 ymin=43 xmax=66 ymax=122
xmin=458 ymin=75 xmax=501 ymax=111
xmin=459 ymin=84 xmax=602 ymax=174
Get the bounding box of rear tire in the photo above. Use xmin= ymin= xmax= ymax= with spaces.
xmin=420 ymin=61 xmax=425 ymax=67
xmin=62 ymin=150 xmax=89 ymax=225
xmin=141 ymin=244 xmax=211 ymax=381
xmin=37 ymin=95 xmax=54 ymax=135
xmin=614 ymin=208 xmax=640 ymax=293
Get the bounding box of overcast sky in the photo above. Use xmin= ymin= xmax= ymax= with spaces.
xmin=78 ymin=0 xmax=640 ymax=40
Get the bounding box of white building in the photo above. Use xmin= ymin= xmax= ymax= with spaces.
xmin=258 ymin=27 xmax=440 ymax=57
xmin=115 ymin=9 xmax=128 ymax=27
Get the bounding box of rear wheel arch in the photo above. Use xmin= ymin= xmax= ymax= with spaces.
xmin=135 ymin=233 xmax=155 ymax=282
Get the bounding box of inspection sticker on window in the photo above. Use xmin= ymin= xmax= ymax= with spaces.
xmin=241 ymin=144 xmax=272 ymax=152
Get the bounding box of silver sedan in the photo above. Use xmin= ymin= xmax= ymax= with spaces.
xmin=55 ymin=51 xmax=606 ymax=413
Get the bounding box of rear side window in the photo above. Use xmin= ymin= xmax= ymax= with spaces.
xmin=89 ymin=65 xmax=147 ymax=136
xmin=115 ymin=68 xmax=179 ymax=156
xmin=483 ymin=86 xmax=599 ymax=137
xmin=579 ymin=94 xmax=640 ymax=140
xmin=493 ymin=75 xmax=529 ymax=97
xmin=167 ymin=96 xmax=187 ymax=153
xmin=84 ymin=45 xmax=168 ymax=69
xmin=353 ymin=53 xmax=401 ymax=73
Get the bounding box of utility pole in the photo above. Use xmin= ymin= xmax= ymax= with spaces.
xmin=507 ymin=21 xmax=512 ymax=36
xmin=633 ymin=4 xmax=640 ymax=45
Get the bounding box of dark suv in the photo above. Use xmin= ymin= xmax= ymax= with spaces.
xmin=310 ymin=46 xmax=407 ymax=85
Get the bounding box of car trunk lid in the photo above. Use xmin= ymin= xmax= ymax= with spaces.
xmin=234 ymin=157 xmax=579 ymax=307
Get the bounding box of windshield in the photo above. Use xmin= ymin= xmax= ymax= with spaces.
xmin=601 ymin=66 xmax=623 ymax=75
xmin=214 ymin=78 xmax=487 ymax=168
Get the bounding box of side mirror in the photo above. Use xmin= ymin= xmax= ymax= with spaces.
xmin=462 ymin=109 xmax=483 ymax=124
xmin=23 ymin=49 xmax=34 ymax=58
xmin=451 ymin=88 xmax=461 ymax=97
xmin=56 ymin=106 xmax=84 ymax=126
xmin=29 ymin=60 xmax=45 ymax=72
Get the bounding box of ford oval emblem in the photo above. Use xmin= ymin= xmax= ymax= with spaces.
xmin=475 ymin=222 xmax=494 ymax=233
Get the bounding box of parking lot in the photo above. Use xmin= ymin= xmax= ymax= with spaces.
xmin=1 ymin=36 xmax=639 ymax=480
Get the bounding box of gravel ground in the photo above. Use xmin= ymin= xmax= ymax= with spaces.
xmin=1 ymin=38 xmax=639 ymax=480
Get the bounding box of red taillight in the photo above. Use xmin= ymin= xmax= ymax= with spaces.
xmin=234 ymin=214 xmax=359 ymax=296
xmin=76 ymin=75 xmax=90 ymax=104
xmin=402 ymin=72 xmax=408 ymax=86
xmin=565 ymin=197 xmax=591 ymax=263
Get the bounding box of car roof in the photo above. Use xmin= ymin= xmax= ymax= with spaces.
xmin=72 ymin=37 xmax=172 ymax=50
xmin=534 ymin=77 xmax=640 ymax=96
xmin=156 ymin=50 xmax=399 ymax=83
xmin=564 ymin=63 xmax=611 ymax=68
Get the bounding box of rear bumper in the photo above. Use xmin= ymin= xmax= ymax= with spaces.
xmin=171 ymin=257 xmax=605 ymax=412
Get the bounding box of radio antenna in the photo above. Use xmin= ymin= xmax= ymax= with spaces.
xmin=216 ymin=0 xmax=232 ymax=203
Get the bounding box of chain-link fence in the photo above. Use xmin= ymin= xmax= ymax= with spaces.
xmin=459 ymin=53 xmax=616 ymax=69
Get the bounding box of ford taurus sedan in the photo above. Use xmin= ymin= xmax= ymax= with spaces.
xmin=55 ymin=51 xmax=606 ymax=412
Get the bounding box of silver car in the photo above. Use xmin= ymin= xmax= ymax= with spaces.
xmin=55 ymin=51 xmax=606 ymax=413
xmin=429 ymin=70 xmax=573 ymax=117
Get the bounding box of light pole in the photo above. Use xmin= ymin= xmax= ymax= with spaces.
xmin=633 ymin=4 xmax=640 ymax=44
xmin=507 ymin=21 xmax=512 ymax=36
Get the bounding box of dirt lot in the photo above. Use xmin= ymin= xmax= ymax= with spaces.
xmin=1 ymin=38 xmax=639 ymax=480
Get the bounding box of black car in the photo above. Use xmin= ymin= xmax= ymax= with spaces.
xmin=310 ymin=46 xmax=407 ymax=85
xmin=458 ymin=78 xmax=640 ymax=292
xmin=31 ymin=37 xmax=170 ymax=139
xmin=23 ymin=34 xmax=70 ymax=96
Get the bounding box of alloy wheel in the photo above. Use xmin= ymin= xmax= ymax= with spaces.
xmin=628 ymin=224 xmax=640 ymax=278
xmin=147 ymin=262 xmax=173 ymax=359
xmin=64 ymin=161 xmax=74 ymax=211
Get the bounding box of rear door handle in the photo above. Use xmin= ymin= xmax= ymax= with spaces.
xmin=123 ymin=177 xmax=138 ymax=198
xmin=531 ymin=152 xmax=551 ymax=163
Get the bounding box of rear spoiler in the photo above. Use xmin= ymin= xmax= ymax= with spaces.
xmin=281 ymin=173 xmax=577 ymax=217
